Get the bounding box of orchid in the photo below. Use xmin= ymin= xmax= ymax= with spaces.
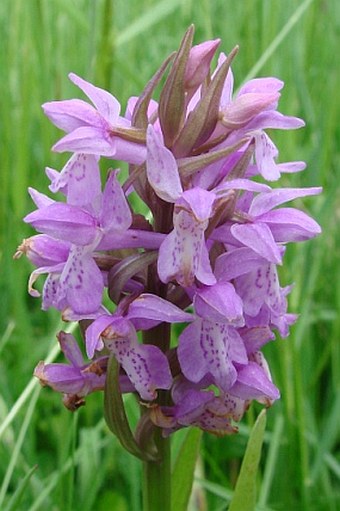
xmin=17 ymin=25 xmax=321 ymax=511
xmin=43 ymin=74 xmax=146 ymax=164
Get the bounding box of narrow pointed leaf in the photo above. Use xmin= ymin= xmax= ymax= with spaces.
xmin=177 ymin=137 xmax=249 ymax=178
xmin=228 ymin=409 xmax=267 ymax=511
xmin=132 ymin=52 xmax=176 ymax=129
xmin=171 ymin=427 xmax=203 ymax=511
xmin=111 ymin=126 xmax=146 ymax=144
xmin=4 ymin=465 xmax=38 ymax=511
xmin=226 ymin=140 xmax=255 ymax=180
xmin=159 ymin=25 xmax=194 ymax=147
xmin=104 ymin=354 xmax=158 ymax=461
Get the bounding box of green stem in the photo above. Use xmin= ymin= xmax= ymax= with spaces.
xmin=142 ymin=320 xmax=172 ymax=511
xmin=143 ymin=429 xmax=171 ymax=511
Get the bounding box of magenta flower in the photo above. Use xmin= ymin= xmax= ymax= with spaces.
xmin=46 ymin=153 xmax=102 ymax=207
xmin=85 ymin=294 xmax=193 ymax=400
xmin=43 ymin=73 xmax=146 ymax=164
xmin=23 ymin=168 xmax=133 ymax=313
xmin=18 ymin=27 xmax=321 ymax=444
xmin=34 ymin=331 xmax=107 ymax=409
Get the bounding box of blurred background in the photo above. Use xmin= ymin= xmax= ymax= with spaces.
xmin=0 ymin=0 xmax=339 ymax=509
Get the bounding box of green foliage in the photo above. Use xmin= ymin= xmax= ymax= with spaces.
xmin=0 ymin=0 xmax=339 ymax=509
xmin=171 ymin=428 xmax=203 ymax=511
xmin=228 ymin=410 xmax=267 ymax=511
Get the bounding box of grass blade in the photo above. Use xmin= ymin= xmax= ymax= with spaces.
xmin=229 ymin=410 xmax=267 ymax=511
xmin=171 ymin=427 xmax=202 ymax=511
xmin=3 ymin=465 xmax=38 ymax=511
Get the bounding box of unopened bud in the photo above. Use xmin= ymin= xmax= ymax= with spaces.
xmin=221 ymin=92 xmax=280 ymax=130
xmin=185 ymin=39 xmax=220 ymax=95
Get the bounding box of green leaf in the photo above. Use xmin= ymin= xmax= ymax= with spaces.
xmin=171 ymin=427 xmax=202 ymax=511
xmin=228 ymin=410 xmax=267 ymax=511
xmin=104 ymin=354 xmax=158 ymax=462
xmin=4 ymin=465 xmax=38 ymax=511
xmin=97 ymin=491 xmax=128 ymax=511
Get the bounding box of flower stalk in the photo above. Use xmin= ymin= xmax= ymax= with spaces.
xmin=142 ymin=414 xmax=171 ymax=511
xmin=16 ymin=24 xmax=322 ymax=509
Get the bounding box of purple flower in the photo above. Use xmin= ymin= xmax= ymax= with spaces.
xmin=210 ymin=54 xmax=305 ymax=181
xmin=212 ymin=186 xmax=322 ymax=264
xmin=178 ymin=283 xmax=247 ymax=392
xmin=85 ymin=293 xmax=193 ymax=400
xmin=20 ymin=27 xmax=322 ymax=441
xmin=146 ymin=124 xmax=183 ymax=202
xmin=215 ymin=249 xmax=297 ymax=337
xmin=34 ymin=331 xmax=107 ymax=409
xmin=185 ymin=39 xmax=221 ymax=97
xmin=151 ymin=360 xmax=278 ymax=437
xmin=46 ymin=153 xmax=102 ymax=207
xmin=43 ymin=73 xmax=146 ymax=164
xmin=157 ymin=188 xmax=216 ymax=286
xmin=23 ymin=169 xmax=132 ymax=313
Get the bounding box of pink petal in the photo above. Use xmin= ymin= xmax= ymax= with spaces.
xmin=241 ymin=326 xmax=275 ymax=353
xmin=127 ymin=293 xmax=193 ymax=324
xmin=114 ymin=137 xmax=147 ymax=165
xmin=28 ymin=262 xmax=63 ymax=298
xmin=231 ymin=222 xmax=282 ymax=264
xmin=185 ymin=39 xmax=221 ymax=91
xmin=230 ymin=362 xmax=280 ymax=401
xmin=49 ymin=154 xmax=102 ymax=206
xmin=222 ymin=92 xmax=280 ymax=129
xmin=35 ymin=363 xmax=85 ymax=394
xmin=217 ymin=53 xmax=234 ymax=108
xmin=276 ymin=161 xmax=306 ymax=174
xmin=24 ymin=203 xmax=97 ymax=245
xmin=158 ymin=221 xmax=214 ymax=287
xmin=195 ymin=242 xmax=217 ymax=286
xmin=28 ymin=187 xmax=55 ymax=208
xmin=18 ymin=234 xmax=70 ymax=267
xmin=69 ymin=73 xmax=121 ymax=125
xmin=247 ymin=110 xmax=305 ymax=130
xmin=146 ymin=125 xmax=183 ymax=202
xmin=100 ymin=170 xmax=132 ymax=231
xmin=194 ymin=283 xmax=244 ymax=326
xmin=215 ymin=247 xmax=267 ymax=281
xmin=236 ymin=263 xmax=282 ymax=317
xmin=120 ymin=342 xmax=172 ymax=401
xmin=215 ymin=178 xmax=271 ymax=195
xmin=41 ymin=272 xmax=62 ymax=309
xmin=42 ymin=98 xmax=102 ymax=132
xmin=178 ymin=319 xmax=240 ymax=392
xmin=98 ymin=229 xmax=165 ymax=251
xmin=58 ymin=246 xmax=104 ymax=314
xmin=53 ymin=126 xmax=116 ymax=156
xmin=59 ymin=331 xmax=84 ymax=367
xmin=157 ymin=189 xmax=216 ymax=286
xmin=249 ymin=187 xmax=322 ymax=217
xmin=258 ymin=208 xmax=322 ymax=241
xmin=85 ymin=314 xmax=114 ymax=358
xmin=181 ymin=188 xmax=215 ymax=222
xmin=238 ymin=77 xmax=284 ymax=95
xmin=100 ymin=317 xmax=172 ymax=400
xmin=254 ymin=132 xmax=280 ymax=181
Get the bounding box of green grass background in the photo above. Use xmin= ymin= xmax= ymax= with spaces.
xmin=0 ymin=0 xmax=339 ymax=509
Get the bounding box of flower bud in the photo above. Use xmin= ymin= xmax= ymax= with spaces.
xmin=184 ymin=39 xmax=220 ymax=95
